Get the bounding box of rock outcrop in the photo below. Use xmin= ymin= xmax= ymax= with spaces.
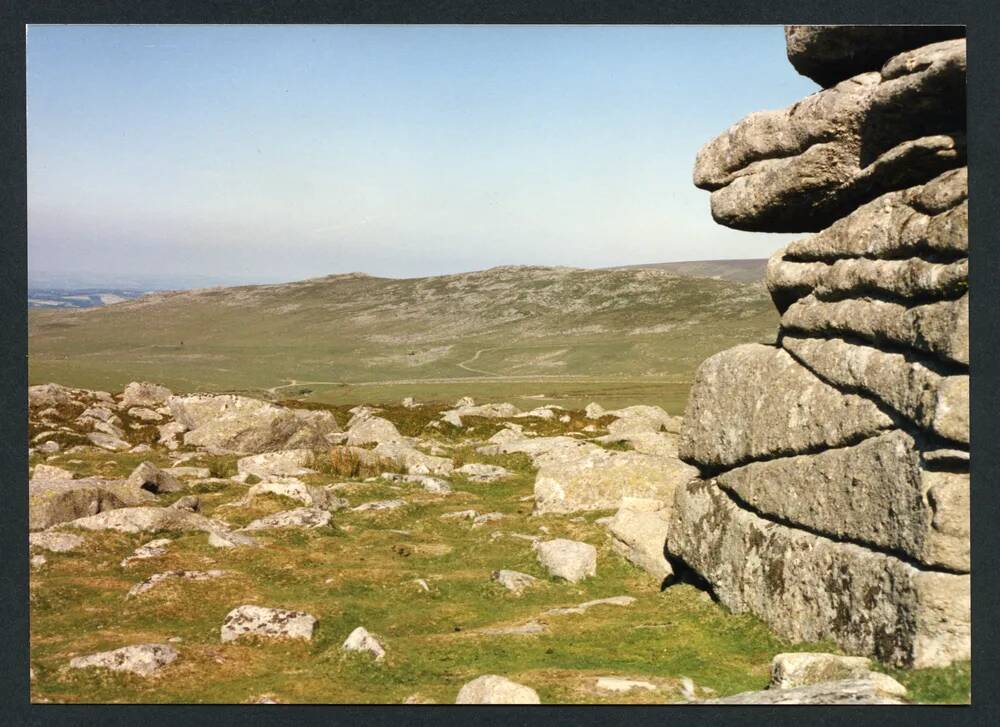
xmin=669 ymin=26 xmax=969 ymax=668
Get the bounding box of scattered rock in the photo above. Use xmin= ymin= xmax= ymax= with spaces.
xmin=491 ymin=569 xmax=540 ymax=595
xmin=456 ymin=675 xmax=540 ymax=704
xmin=29 ymin=531 xmax=84 ymax=553
xmin=169 ymin=495 xmax=201 ymax=512
xmin=164 ymin=466 xmax=212 ymax=479
xmin=208 ymin=530 xmax=260 ymax=549
xmin=240 ymin=507 xmax=332 ymax=532
xmin=534 ymin=538 xmax=597 ymax=583
xmin=220 ymin=605 xmax=317 ymax=643
xmin=703 ymin=674 xmax=908 ymax=704
xmin=62 ymin=506 xmax=226 ymax=535
xmin=770 ymin=652 xmax=873 ymax=689
xmin=121 ymin=538 xmax=172 ymax=567
xmin=237 ymin=449 xmax=315 ymax=478
xmin=544 ymin=595 xmax=635 ymax=616
xmin=121 ymin=382 xmax=174 ymax=409
xmin=127 ymin=569 xmax=228 ymax=598
xmin=31 ymin=554 xmax=47 ymax=569
xmin=352 ymin=499 xmax=406 ymax=513
xmin=32 ymin=464 xmax=74 ymax=480
xmin=341 ymin=626 xmax=386 ymax=660
xmin=472 ymin=512 xmax=504 ymax=528
xmin=86 ymin=432 xmax=131 ymax=452
xmin=69 ymin=643 xmax=178 ymax=677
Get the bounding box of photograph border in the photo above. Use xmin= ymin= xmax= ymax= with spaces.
xmin=2 ymin=1 xmax=996 ymax=724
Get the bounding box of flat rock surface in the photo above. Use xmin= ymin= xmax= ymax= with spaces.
xmin=220 ymin=605 xmax=317 ymax=643
xmin=455 ymin=675 xmax=540 ymax=704
xmin=69 ymin=643 xmax=179 ymax=677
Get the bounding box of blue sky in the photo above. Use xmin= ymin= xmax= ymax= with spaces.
xmin=27 ymin=25 xmax=819 ymax=287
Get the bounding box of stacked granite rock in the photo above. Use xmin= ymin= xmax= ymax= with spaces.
xmin=667 ymin=26 xmax=969 ymax=669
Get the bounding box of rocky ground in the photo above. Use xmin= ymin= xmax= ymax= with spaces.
xmin=27 ymin=381 xmax=969 ymax=704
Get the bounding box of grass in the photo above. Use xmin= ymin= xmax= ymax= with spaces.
xmin=29 ymin=405 xmax=971 ymax=704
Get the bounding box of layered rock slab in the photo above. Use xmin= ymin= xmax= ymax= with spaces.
xmin=693 ymin=39 xmax=966 ymax=232
xmin=717 ymin=430 xmax=968 ymax=571
xmin=678 ymin=343 xmax=892 ymax=471
xmin=667 ymin=479 xmax=970 ymax=668
xmin=785 ymin=25 xmax=965 ymax=87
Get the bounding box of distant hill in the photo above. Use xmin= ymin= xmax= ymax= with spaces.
xmin=28 ymin=288 xmax=150 ymax=310
xmin=28 ymin=265 xmax=779 ymax=407
xmin=615 ymin=258 xmax=768 ymax=283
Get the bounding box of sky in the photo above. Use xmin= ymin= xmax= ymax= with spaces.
xmin=27 ymin=25 xmax=819 ymax=288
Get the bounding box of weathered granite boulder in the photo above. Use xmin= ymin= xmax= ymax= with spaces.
xmin=535 ymin=539 xmax=597 ymax=583
xmin=694 ymin=39 xmax=966 ymax=232
xmin=121 ymin=381 xmax=173 ymax=409
xmin=167 ymin=394 xmax=339 ymax=454
xmin=679 ymin=344 xmax=892 ymax=471
xmin=533 ymin=446 xmax=696 ymax=515
xmin=607 ymin=497 xmax=674 ymax=582
xmin=491 ymin=569 xmax=540 ymax=595
xmin=345 ymin=415 xmax=403 ymax=446
xmin=29 ymin=477 xmax=153 ymax=531
xmin=60 ymin=506 xmax=227 ymax=535
xmin=127 ymin=461 xmax=184 ymax=494
xmin=246 ymin=482 xmax=346 ymax=511
xmin=703 ymin=674 xmax=908 ymax=705
xmin=220 ymin=605 xmax=316 ymax=643
xmin=126 ymin=569 xmax=228 ymax=599
xmin=784 ymin=25 xmax=964 ymax=87
xmin=668 ymin=479 xmax=969 ymax=668
xmin=716 ymin=430 xmax=968 ymax=572
xmin=455 ymin=675 xmax=540 ymax=705
xmin=769 ymin=652 xmax=873 ymax=689
xmin=236 ymin=449 xmax=316 ymax=478
xmin=69 ymin=643 xmax=178 ymax=677
xmin=29 ymin=531 xmax=84 ymax=553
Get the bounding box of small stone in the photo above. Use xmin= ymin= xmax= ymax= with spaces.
xmin=30 ymin=554 xmax=47 ymax=569
xmin=341 ymin=626 xmax=386 ymax=660
xmin=491 ymin=569 xmax=540 ymax=595
xmin=220 ymin=605 xmax=316 ymax=643
xmin=127 ymin=569 xmax=228 ymax=599
xmin=169 ymin=495 xmax=201 ymax=512
xmin=69 ymin=643 xmax=178 ymax=677
xmin=120 ymin=538 xmax=172 ymax=567
xmin=240 ymin=507 xmax=331 ymax=532
xmin=29 ymin=531 xmax=84 ymax=553
xmin=534 ymin=538 xmax=597 ymax=583
xmin=352 ymin=499 xmax=405 ymax=512
xmin=472 ymin=512 xmax=504 ymax=528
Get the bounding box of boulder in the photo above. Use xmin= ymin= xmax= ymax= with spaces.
xmin=352 ymin=499 xmax=406 ymax=513
xmin=61 ymin=506 xmax=226 ymax=535
xmin=170 ymin=495 xmax=201 ymax=512
xmin=770 ymin=652 xmax=873 ymax=689
xmin=371 ymin=440 xmax=454 ymax=476
xmin=220 ymin=605 xmax=317 ymax=643
xmin=535 ymin=539 xmax=597 ymax=583
xmin=208 ymin=530 xmax=260 ymax=549
xmin=236 ymin=449 xmax=315 ymax=478
xmin=533 ymin=446 xmax=695 ymax=515
xmin=679 ymin=344 xmax=892 ymax=470
xmin=121 ymin=381 xmax=173 ymax=409
xmin=703 ymin=674 xmax=908 ymax=705
xmin=345 ymin=415 xmax=403 ymax=446
xmin=29 ymin=477 xmax=153 ymax=531
xmin=157 ymin=421 xmax=186 ymax=450
xmin=491 ymin=569 xmax=540 ymax=595
xmin=29 ymin=383 xmax=77 ymax=409
xmin=455 ymin=675 xmax=540 ymax=705
xmin=68 ymin=643 xmax=178 ymax=677
xmin=167 ymin=394 xmax=339 ymax=454
xmin=127 ymin=461 xmax=184 ymax=494
xmin=341 ymin=626 xmax=386 ymax=660
xmin=785 ymin=25 xmax=965 ymax=87
xmin=667 ymin=479 xmax=970 ymax=667
xmin=607 ymin=497 xmax=673 ymax=582
xmin=716 ymin=430 xmax=969 ymax=571
xmin=239 ymin=507 xmax=332 ymax=532
xmin=86 ymin=432 xmax=131 ymax=452
xmin=782 ymin=334 xmax=968 ymax=444
xmin=693 ymin=39 xmax=966 ymax=232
